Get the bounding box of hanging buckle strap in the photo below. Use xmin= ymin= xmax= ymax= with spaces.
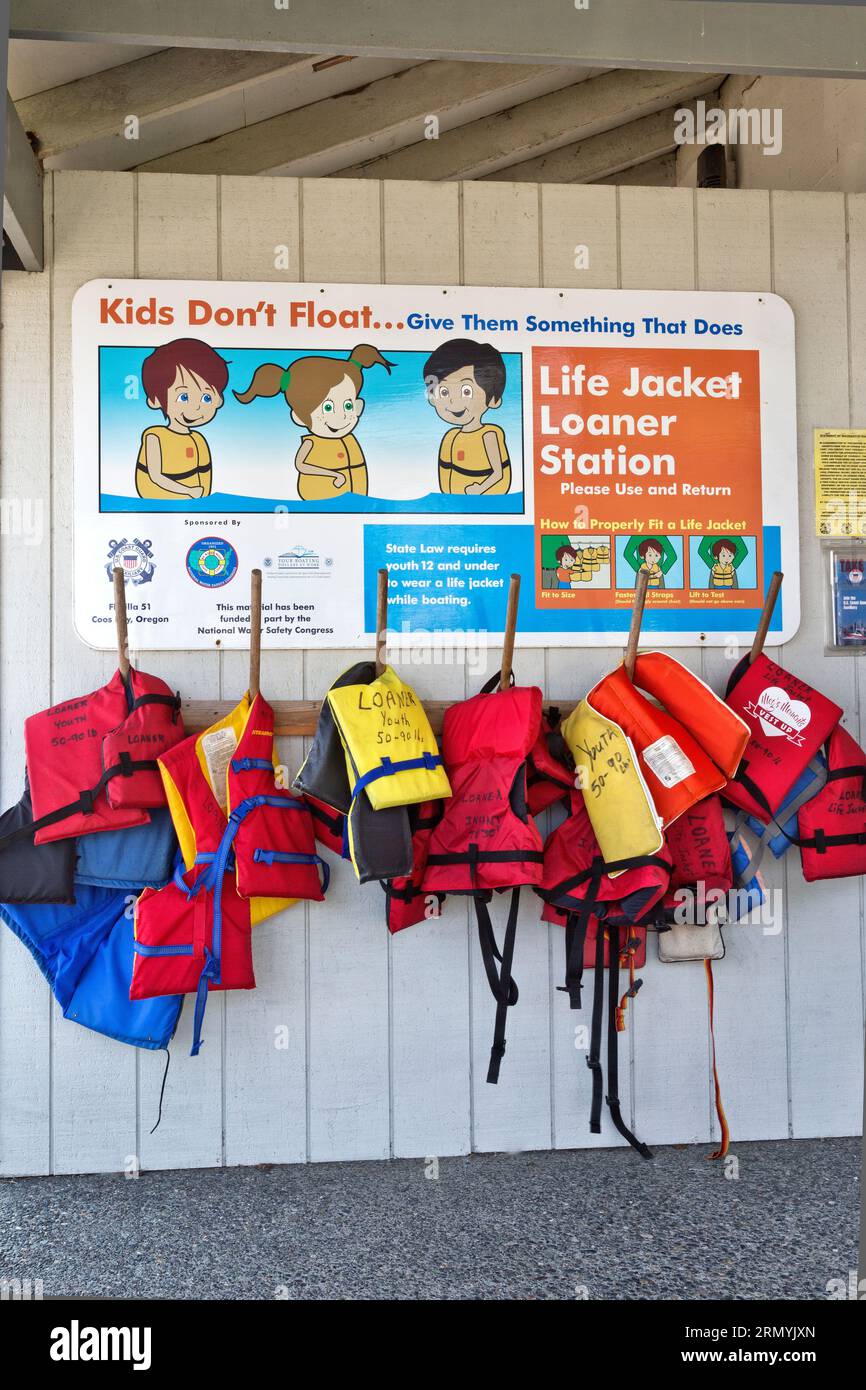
xmin=615 ymin=936 xmax=643 ymax=1031
xmin=604 ymin=923 xmax=653 ymax=1159
xmin=191 ymin=949 xmax=219 ymax=1057
xmin=252 ymin=848 xmax=330 ymax=893
xmin=587 ymin=915 xmax=607 ymax=1136
xmin=352 ymin=751 xmax=442 ymax=800
xmin=556 ymin=860 xmax=604 ymax=1009
xmin=475 ymin=888 xmax=520 ymax=1085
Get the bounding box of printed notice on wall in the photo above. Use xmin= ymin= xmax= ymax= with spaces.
xmin=814 ymin=428 xmax=866 ymax=538
xmin=72 ymin=280 xmax=799 ymax=649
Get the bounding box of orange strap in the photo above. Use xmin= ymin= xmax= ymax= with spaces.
xmin=615 ymin=939 xmax=638 ymax=1033
xmin=705 ymin=958 xmax=730 ymax=1160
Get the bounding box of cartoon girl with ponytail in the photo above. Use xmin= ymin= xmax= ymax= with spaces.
xmin=234 ymin=344 xmax=393 ymax=501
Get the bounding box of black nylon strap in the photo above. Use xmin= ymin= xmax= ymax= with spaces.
xmin=561 ymin=909 xmax=590 ymax=1010
xmin=129 ymin=691 xmax=181 ymax=714
xmin=800 ymin=827 xmax=866 ymax=853
xmin=0 ymin=756 xmax=160 ymax=850
xmin=480 ymin=670 xmax=514 ymax=693
xmin=588 ymin=921 xmax=606 ymax=1134
xmin=539 ymin=852 xmax=671 ymax=910
xmin=309 ymin=801 xmax=344 ymax=835
xmin=136 ymin=462 xmax=211 ymax=482
xmin=475 ymin=888 xmax=520 ymax=1085
xmin=728 ymin=758 xmax=774 ymax=820
xmin=826 ymin=762 xmax=866 ymax=782
xmin=605 ymin=923 xmax=653 ymax=1160
xmin=426 ymin=848 xmax=544 ymax=868
xmin=558 ymin=860 xmax=603 ymax=1008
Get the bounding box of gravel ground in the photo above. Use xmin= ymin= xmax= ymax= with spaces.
xmin=0 ymin=1138 xmax=859 ymax=1300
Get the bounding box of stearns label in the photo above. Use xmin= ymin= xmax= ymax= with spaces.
xmin=200 ymin=726 xmax=238 ymax=811
xmin=643 ymin=735 xmax=695 ymax=789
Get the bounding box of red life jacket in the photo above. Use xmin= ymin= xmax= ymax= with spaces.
xmin=537 ymin=792 xmax=670 ymax=1159
xmin=724 ymin=654 xmax=842 ymax=822
xmin=9 ymin=668 xmax=184 ymax=848
xmin=797 ymin=726 xmax=866 ymax=881
xmin=526 ymin=713 xmax=574 ymax=816
xmin=132 ymin=693 xmax=328 ymax=1054
xmin=383 ymin=800 xmax=445 ymax=933
xmin=423 ymin=679 xmax=544 ymax=1082
xmin=538 ymin=792 xmax=671 ymax=970
xmin=661 ymin=794 xmax=733 ymax=916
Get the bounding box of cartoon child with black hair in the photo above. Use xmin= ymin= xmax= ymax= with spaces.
xmin=422 ymin=338 xmax=511 ymax=495
xmin=234 ymin=344 xmax=393 ymax=500
xmin=637 ymin=538 xmax=665 ymax=589
xmin=137 ymin=338 xmax=229 ymax=499
xmin=709 ymin=539 xmax=738 ymax=589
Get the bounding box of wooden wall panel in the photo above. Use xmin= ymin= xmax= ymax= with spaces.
xmin=0 ymin=171 xmax=862 ymax=1176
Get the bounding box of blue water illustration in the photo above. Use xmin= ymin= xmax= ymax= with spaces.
xmin=98 ymin=343 xmax=525 ymax=512
xmin=101 ymin=490 xmax=526 ymax=515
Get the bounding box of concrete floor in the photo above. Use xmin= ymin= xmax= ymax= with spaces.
xmin=0 ymin=1138 xmax=859 ymax=1300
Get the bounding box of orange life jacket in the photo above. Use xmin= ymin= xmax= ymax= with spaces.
xmin=586 ymin=653 xmax=749 ymax=827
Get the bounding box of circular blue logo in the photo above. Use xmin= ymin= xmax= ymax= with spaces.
xmin=186 ymin=537 xmax=239 ymax=588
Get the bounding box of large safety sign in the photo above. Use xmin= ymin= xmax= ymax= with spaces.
xmin=72 ymin=279 xmax=799 ymax=649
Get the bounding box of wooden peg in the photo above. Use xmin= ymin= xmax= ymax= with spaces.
xmin=113 ymin=566 xmax=130 ymax=678
xmin=749 ymin=570 xmax=783 ymax=664
xmin=375 ymin=567 xmax=389 ymax=675
xmin=500 ymin=573 xmax=521 ymax=690
xmin=249 ymin=568 xmax=262 ymax=699
xmin=624 ymin=568 xmax=650 ymax=681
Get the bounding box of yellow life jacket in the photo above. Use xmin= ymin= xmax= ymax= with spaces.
xmin=561 ymin=700 xmax=663 ymax=868
xmin=136 ymin=426 xmax=212 ymax=498
xmin=326 ymin=665 xmax=451 ymax=812
xmin=711 ymin=562 xmax=735 ymax=587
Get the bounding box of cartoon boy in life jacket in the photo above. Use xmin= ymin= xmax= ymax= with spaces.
xmin=709 ymin=539 xmax=739 ymax=589
xmin=637 ymin=538 xmax=665 ymax=589
xmin=234 ymin=345 xmax=393 ymax=501
xmin=423 ymin=338 xmax=511 ymax=496
xmin=137 ymin=338 xmax=229 ymax=500
xmin=555 ymin=544 xmax=577 ymax=587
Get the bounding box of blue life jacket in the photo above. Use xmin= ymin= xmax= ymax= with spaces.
xmin=0 ymin=883 xmax=181 ymax=1050
xmin=75 ymin=807 xmax=178 ymax=890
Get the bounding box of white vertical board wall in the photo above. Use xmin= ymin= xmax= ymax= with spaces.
xmin=0 ymin=172 xmax=863 ymax=1175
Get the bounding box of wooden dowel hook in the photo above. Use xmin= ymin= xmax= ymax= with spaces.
xmin=500 ymin=573 xmax=521 ymax=690
xmin=749 ymin=570 xmax=783 ymax=664
xmin=249 ymin=568 xmax=262 ymax=699
xmin=113 ymin=567 xmax=130 ymax=678
xmin=624 ymin=568 xmax=650 ymax=681
xmin=375 ymin=568 xmax=389 ymax=675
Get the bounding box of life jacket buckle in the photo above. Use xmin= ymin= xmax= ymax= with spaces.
xmin=79 ymin=788 xmax=95 ymax=816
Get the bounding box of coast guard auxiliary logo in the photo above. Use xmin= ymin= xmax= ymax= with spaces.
xmin=105 ymin=537 xmax=155 ymax=586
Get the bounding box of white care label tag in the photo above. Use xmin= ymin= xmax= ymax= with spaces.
xmin=643 ymin=735 xmax=695 ymax=789
xmin=200 ymin=726 xmax=238 ymax=811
